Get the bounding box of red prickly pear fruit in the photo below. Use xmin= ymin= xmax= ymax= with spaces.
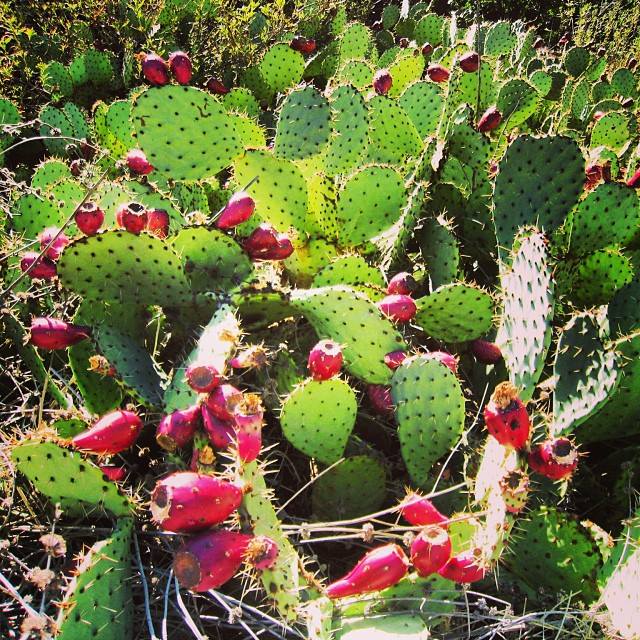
xmin=100 ymin=465 xmax=127 ymax=482
xmin=142 ymin=53 xmax=169 ymax=86
xmin=528 ymin=437 xmax=579 ymax=481
xmin=499 ymin=469 xmax=530 ymax=514
xmin=628 ymin=57 xmax=638 ymax=70
xmin=410 ymin=525 xmax=452 ymax=577
xmin=20 ymin=252 xmax=57 ymax=280
xmin=533 ymin=37 xmax=544 ymax=49
xmin=400 ymin=491 xmax=448 ymax=527
xmin=269 ymin=235 xmax=294 ymax=260
xmin=483 ymin=382 xmax=530 ymax=450
xmin=185 ymin=362 xmax=221 ymax=393
xmin=421 ymin=42 xmax=434 ymax=56
xmin=205 ymin=384 xmax=243 ymax=420
xmin=38 ymin=227 xmax=69 ymax=261
xmin=150 ymin=471 xmax=244 ymax=533
xmin=116 ymin=202 xmax=148 ymax=235
xmin=398 ymin=37 xmax=410 ymax=48
xmin=627 ymin=168 xmax=640 ymax=188
xmin=308 ymin=339 xmax=343 ymax=380
xmin=29 ymin=317 xmax=90 ymax=350
xmin=373 ymin=69 xmax=393 ymax=95
xmin=75 ymin=202 xmax=105 ymax=235
xmin=471 ymin=339 xmax=502 ymax=364
xmin=593 ymin=111 xmax=605 ymax=122
xmin=384 ymin=350 xmax=408 ymax=370
xmin=585 ymin=164 xmax=603 ymax=190
xmin=372 ymin=20 xmax=383 ymax=31
xmin=460 ymin=51 xmax=480 ymax=72
xmin=216 ymin=191 xmax=256 ymax=230
xmin=229 ymin=344 xmax=269 ymax=369
xmin=245 ymin=535 xmax=279 ymax=570
xmin=69 ymin=158 xmax=84 ymax=176
xmin=438 ymin=550 xmax=486 ymax=583
xmin=201 ymin=403 xmax=235 ymax=449
xmin=72 ymin=410 xmax=143 ymax=455
xmin=232 ymin=393 xmax=264 ymax=463
xmin=146 ymin=208 xmax=170 ymax=238
xmin=387 ymin=272 xmax=417 ymax=295
xmin=478 ymin=106 xmax=502 ymax=132
xmin=243 ymin=224 xmax=293 ymax=260
xmin=206 ymin=77 xmax=229 ymax=94
xmin=325 ymin=544 xmax=410 ymax=598
xmin=168 ymin=50 xmax=192 ymax=85
xmin=156 ymin=405 xmax=201 ymax=452
xmin=377 ymin=294 xmax=417 ymax=323
xmin=290 ymin=36 xmax=316 ymax=54
xmin=173 ymin=529 xmax=252 ymax=592
xmin=367 ymin=384 xmax=394 ymax=417
xmin=426 ymin=64 xmax=450 ymax=82
xmin=126 ymin=149 xmax=154 ymax=175
xmin=424 ymin=350 xmax=458 ymax=374
xmin=622 ymin=97 xmax=635 ymax=109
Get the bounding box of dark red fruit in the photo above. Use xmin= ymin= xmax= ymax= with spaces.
xmin=146 ymin=208 xmax=170 ymax=238
xmin=185 ymin=363 xmax=221 ymax=393
xmin=367 ymin=384 xmax=394 ymax=417
xmin=20 ymin=252 xmax=57 ymax=280
xmin=75 ymin=202 xmax=104 ymax=236
xmin=201 ymin=404 xmax=235 ymax=449
xmin=533 ymin=37 xmax=544 ymax=49
xmin=387 ymin=272 xmax=416 ymax=295
xmin=460 ymin=52 xmax=480 ymax=72
xmin=72 ymin=410 xmax=143 ymax=455
xmin=438 ymin=551 xmax=486 ymax=583
xmin=308 ymin=340 xmax=343 ymax=380
xmin=373 ymin=69 xmax=393 ymax=95
xmin=410 ymin=525 xmax=452 ymax=577
xmin=168 ymin=51 xmax=192 ymax=85
xmin=384 ymin=350 xmax=408 ymax=370
xmin=142 ymin=53 xmax=170 ymax=86
xmin=232 ymin=393 xmax=264 ymax=463
xmin=426 ymin=64 xmax=450 ymax=82
xmin=528 ymin=437 xmax=579 ymax=481
xmin=478 ymin=106 xmax=502 ymax=132
xmin=29 ymin=317 xmax=90 ymax=350
xmin=216 ymin=191 xmax=255 ymax=230
xmin=206 ymin=77 xmax=229 ymax=94
xmin=377 ymin=294 xmax=417 ymax=323
xmin=627 ymin=168 xmax=640 ymax=188
xmin=38 ymin=227 xmax=69 ymax=261
xmin=100 ymin=465 xmax=127 ymax=482
xmin=290 ymin=36 xmax=316 ymax=54
xmin=483 ymin=382 xmax=531 ymax=450
xmin=421 ymin=42 xmax=434 ymax=56
xmin=156 ymin=405 xmax=201 ymax=452
xmin=126 ymin=149 xmax=153 ymax=175
xmin=470 ymin=339 xmax=502 ymax=364
xmin=205 ymin=384 xmax=243 ymax=420
xmin=398 ymin=38 xmax=409 ymax=48
xmin=69 ymin=158 xmax=84 ymax=176
xmin=245 ymin=536 xmax=279 ymax=570
xmin=116 ymin=202 xmax=148 ymax=235
xmin=424 ymin=350 xmax=458 ymax=374
xmin=243 ymin=224 xmax=293 ymax=261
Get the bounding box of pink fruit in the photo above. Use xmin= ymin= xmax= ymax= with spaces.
xmin=206 ymin=77 xmax=229 ymax=94
xmin=367 ymin=384 xmax=394 ymax=417
xmin=377 ymin=294 xmax=417 ymax=323
xmin=478 ymin=106 xmax=502 ymax=132
xmin=150 ymin=471 xmax=243 ymax=532
xmin=174 ymin=529 xmax=252 ymax=592
xmin=245 ymin=535 xmax=279 ymax=570
xmin=232 ymin=393 xmax=264 ymax=463
xmin=75 ymin=202 xmax=104 ymax=235
xmin=20 ymin=252 xmax=57 ymax=280
xmin=528 ymin=437 xmax=579 ymax=481
xmin=427 ymin=64 xmax=450 ymax=82
xmin=438 ymin=551 xmax=486 ymax=583
xmin=424 ymin=350 xmax=458 ymax=374
xmin=116 ymin=202 xmax=148 ymax=235
xmin=410 ymin=525 xmax=452 ymax=577
xmin=201 ymin=404 xmax=235 ymax=449
xmin=471 ymin=339 xmax=502 ymax=364
xmin=216 ymin=191 xmax=256 ymax=230
xmin=185 ymin=363 xmax=221 ymax=393
xmin=421 ymin=42 xmax=434 ymax=56
xmin=146 ymin=208 xmax=170 ymax=238
xmin=483 ymin=382 xmax=531 ymax=450
xmin=228 ymin=345 xmax=269 ymax=369
xmin=29 ymin=317 xmax=90 ymax=350
xmin=499 ymin=469 xmax=530 ymax=514
xmin=38 ymin=227 xmax=69 ymax=261
xmin=460 ymin=51 xmax=480 ymax=72
xmin=400 ymin=491 xmax=448 ymax=527
xmin=325 ymin=544 xmax=410 ymax=598
xmin=168 ymin=51 xmax=192 ymax=85
xmin=387 ymin=272 xmax=416 ymax=295
xmin=373 ymin=69 xmax=393 ymax=95
xmin=243 ymin=224 xmax=293 ymax=261
xmin=100 ymin=465 xmax=127 ymax=482
xmin=72 ymin=410 xmax=143 ymax=455
xmin=308 ymin=340 xmax=343 ymax=380
xmin=142 ymin=53 xmax=169 ymax=86
xmin=384 ymin=350 xmax=408 ymax=370
xmin=205 ymin=384 xmax=243 ymax=420
xmin=627 ymin=168 xmax=640 ymax=188
xmin=156 ymin=405 xmax=201 ymax=452
xmin=126 ymin=149 xmax=154 ymax=175
xmin=593 ymin=111 xmax=605 ymax=122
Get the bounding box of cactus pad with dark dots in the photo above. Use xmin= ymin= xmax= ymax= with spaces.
xmin=399 ymin=81 xmax=444 ymax=139
xmin=39 ymin=105 xmax=75 ymax=157
xmin=338 ymin=22 xmax=373 ymax=63
xmin=258 ymin=43 xmax=305 ymax=95
xmin=280 ymin=379 xmax=357 ymax=465
xmin=31 ymin=159 xmax=72 ymax=191
xmin=222 ymin=88 xmax=261 ymax=118
xmin=529 ymin=69 xmax=552 ymax=96
xmin=312 ymin=255 xmax=385 ymax=294
xmin=418 ymin=217 xmax=460 ymax=288
xmin=41 ymin=61 xmax=73 ymax=98
xmin=564 ymin=46 xmax=591 ymax=77
xmin=84 ymin=49 xmax=114 ymax=86
xmin=497 ymin=79 xmax=540 ymax=129
xmin=387 ymin=52 xmax=425 ymax=98
xmin=68 ymin=53 xmax=88 ymax=87
xmin=12 ymin=192 xmax=64 ymax=238
xmin=484 ymin=21 xmax=517 ymax=56
xmin=334 ymin=60 xmax=373 ymax=91
xmin=610 ymin=68 xmax=637 ymax=99
xmin=590 ymin=112 xmax=631 ymax=155
xmin=414 ymin=13 xmax=445 ymax=46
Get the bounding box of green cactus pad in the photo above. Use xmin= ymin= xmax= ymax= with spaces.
xmin=312 ymin=255 xmax=385 ymax=293
xmin=529 ymin=69 xmax=553 ymax=96
xmin=399 ymin=81 xmax=444 ymax=138
xmin=335 ymin=614 xmax=430 ymax=640
xmin=440 ymin=157 xmax=473 ymax=197
xmin=12 ymin=192 xmax=64 ymax=237
xmin=564 ymin=46 xmax=591 ymax=77
xmin=392 ymin=355 xmax=466 ymax=487
xmin=283 ymin=238 xmax=338 ymax=286
xmin=415 ymin=283 xmax=494 ymax=343
xmin=172 ymin=182 xmax=210 ymax=217
xmin=63 ymin=103 xmax=90 ymax=141
xmin=39 ymin=105 xmax=75 ymax=156
xmin=56 ymin=519 xmax=133 ymax=640
xmin=493 ymin=135 xmax=584 ymax=253
xmin=495 ymin=231 xmax=554 ymax=401
xmin=280 ymin=379 xmax=357 ymax=465
xmin=0 ymin=97 xmax=20 ymax=154
xmin=41 ymin=61 xmax=73 ymax=97
xmin=84 ymin=49 xmax=114 ymax=85
xmin=106 ymin=100 xmax=135 ymax=153
xmin=311 ymin=455 xmax=386 ymax=521
xmin=570 ymin=78 xmax=591 ymax=120
xmin=241 ymin=65 xmax=273 ymax=104
xmin=334 ymin=60 xmax=373 ymax=91
xmin=610 ymin=68 xmax=637 ymax=99
xmin=387 ymin=53 xmax=425 ymax=98
xmin=414 ymin=14 xmax=445 ymax=46
xmin=381 ymin=4 xmax=400 ymax=30
xmin=131 ymin=85 xmax=241 ymax=181
xmin=592 ymin=80 xmax=613 ymax=102
xmin=58 ymin=230 xmax=190 ymax=306
xmin=11 ymin=440 xmax=133 ymax=516
xmin=590 ymin=112 xmax=631 ymax=155
xmin=553 ymin=312 xmax=619 ymax=434
xmin=259 ymin=43 xmax=305 ymax=95
xmin=49 ymin=177 xmax=84 ymax=225
xmin=496 ymin=79 xmax=540 ymax=128
xmin=307 ymin=173 xmax=339 ymax=238
xmin=31 ymin=159 xmax=72 ymax=190
xmin=290 ymin=286 xmax=406 ymax=384
xmin=418 ymin=217 xmax=460 ymax=289
xmin=68 ymin=54 xmax=88 ymax=87
xmin=222 ymin=87 xmax=260 ymax=118
xmin=484 ymin=21 xmax=517 ymax=56
xmin=336 ymin=165 xmax=406 ymax=247
xmin=338 ymin=23 xmax=373 ymax=64
xmin=274 ymin=86 xmax=331 ymax=160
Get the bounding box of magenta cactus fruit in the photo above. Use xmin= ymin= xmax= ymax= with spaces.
xmin=499 ymin=470 xmax=530 ymax=514
xmin=205 ymin=384 xmax=244 ymax=420
xmin=168 ymin=50 xmax=192 ymax=84
xmin=75 ymin=202 xmax=105 ymax=236
xmin=243 ymin=224 xmax=293 ymax=261
xmin=206 ymin=77 xmax=229 ymax=94
xmin=29 ymin=317 xmax=90 ymax=350
xmin=438 ymin=551 xmax=486 ymax=583
xmin=377 ymin=294 xmax=417 ymax=323
xmin=173 ymin=529 xmax=252 ymax=592
xmin=471 ymin=339 xmax=502 ymax=364
xmin=142 ymin=53 xmax=169 ymax=86
xmin=325 ymin=544 xmax=410 ymax=598
xmin=150 ymin=471 xmax=243 ymax=533
xmin=116 ymin=202 xmax=148 ymax=235
xmin=627 ymin=168 xmax=640 ymax=188
xmin=424 ymin=351 xmax=458 ymax=374
xmin=478 ymin=106 xmax=502 ymax=132
xmin=38 ymin=227 xmax=69 ymax=261
xmin=216 ymin=191 xmax=256 ymax=230
xmin=421 ymin=42 xmax=434 ymax=56
xmin=20 ymin=252 xmax=57 ymax=280
xmin=410 ymin=525 xmax=452 ymax=577
xmin=146 ymin=208 xmax=170 ymax=238
xmin=384 ymin=350 xmax=408 ymax=370
xmin=100 ymin=465 xmax=127 ymax=482
xmin=232 ymin=393 xmax=264 ymax=463
xmin=528 ymin=437 xmax=579 ymax=481
xmin=483 ymin=382 xmax=531 ymax=450
xmin=72 ymin=410 xmax=143 ymax=455
xmin=400 ymin=491 xmax=448 ymax=527
xmin=126 ymin=149 xmax=154 ymax=175
xmin=426 ymin=64 xmax=450 ymax=82
xmin=308 ymin=339 xmax=343 ymax=380
xmin=460 ymin=51 xmax=480 ymax=72
xmin=387 ymin=272 xmax=416 ymax=295
xmin=156 ymin=405 xmax=201 ymax=452
xmin=593 ymin=110 xmax=605 ymax=122
xmin=373 ymin=69 xmax=393 ymax=95
xmin=367 ymin=384 xmax=394 ymax=417
xmin=245 ymin=535 xmax=279 ymax=570
xmin=201 ymin=404 xmax=235 ymax=449
xmin=185 ymin=362 xmax=221 ymax=393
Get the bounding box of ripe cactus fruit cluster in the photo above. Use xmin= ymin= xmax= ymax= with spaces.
xmin=483 ymin=382 xmax=531 ymax=450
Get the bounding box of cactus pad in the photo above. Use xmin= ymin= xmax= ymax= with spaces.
xmin=31 ymin=159 xmax=72 ymax=190
xmin=41 ymin=61 xmax=73 ymax=97
xmin=12 ymin=192 xmax=64 ymax=237
xmin=223 ymin=88 xmax=260 ymax=118
xmin=334 ymin=60 xmax=373 ymax=91
xmin=610 ymin=68 xmax=637 ymax=99
xmin=418 ymin=217 xmax=460 ymax=289
xmin=312 ymin=255 xmax=385 ymax=292
xmin=399 ymin=81 xmax=444 ymax=139
xmin=484 ymin=21 xmax=516 ymax=56
xmin=564 ymin=46 xmax=591 ymax=77
xmin=259 ymin=43 xmax=305 ymax=95
xmin=590 ymin=112 xmax=631 ymax=155
xmin=39 ymin=105 xmax=75 ymax=156
xmin=496 ymin=79 xmax=540 ymax=128
xmin=387 ymin=53 xmax=425 ymax=98
xmin=414 ymin=14 xmax=445 ymax=46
